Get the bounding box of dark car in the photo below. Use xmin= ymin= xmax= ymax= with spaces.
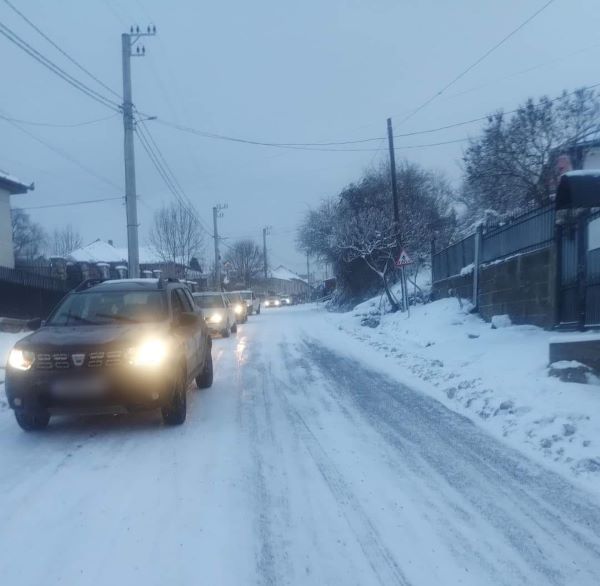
xmin=5 ymin=278 xmax=213 ymax=431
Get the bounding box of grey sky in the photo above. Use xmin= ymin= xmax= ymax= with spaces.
xmin=2 ymin=0 xmax=599 ymax=273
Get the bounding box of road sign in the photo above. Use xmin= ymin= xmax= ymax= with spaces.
xmin=395 ymin=249 xmax=412 ymax=267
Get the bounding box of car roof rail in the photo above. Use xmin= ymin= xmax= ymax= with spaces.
xmin=157 ymin=276 xmax=181 ymax=289
xmin=74 ymin=278 xmax=105 ymax=292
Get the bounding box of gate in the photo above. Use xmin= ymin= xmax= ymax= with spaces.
xmin=557 ymin=212 xmax=600 ymax=328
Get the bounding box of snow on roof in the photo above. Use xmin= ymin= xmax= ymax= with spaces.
xmin=0 ymin=169 xmax=32 ymax=195
xmin=269 ymin=265 xmax=307 ymax=283
xmin=563 ymin=170 xmax=600 ymax=178
xmin=68 ymin=239 xmax=164 ymax=264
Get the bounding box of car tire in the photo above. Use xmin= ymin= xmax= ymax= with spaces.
xmin=196 ymin=349 xmax=213 ymax=389
xmin=15 ymin=410 xmax=50 ymax=431
xmin=231 ymin=322 xmax=238 ymax=333
xmin=257 ymin=306 xmax=261 ymax=315
xmin=162 ymin=370 xmax=187 ymax=426
xmin=221 ymin=322 xmax=230 ymax=338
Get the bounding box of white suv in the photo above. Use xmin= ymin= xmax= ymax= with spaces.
xmin=239 ymin=290 xmax=261 ymax=315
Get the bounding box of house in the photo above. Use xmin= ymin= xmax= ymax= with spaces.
xmin=253 ymin=265 xmax=310 ymax=297
xmin=65 ymin=239 xmax=207 ymax=288
xmin=0 ymin=170 xmax=33 ymax=268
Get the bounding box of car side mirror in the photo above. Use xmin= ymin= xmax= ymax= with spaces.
xmin=177 ymin=312 xmax=199 ymax=327
xmin=27 ymin=317 xmax=42 ymax=331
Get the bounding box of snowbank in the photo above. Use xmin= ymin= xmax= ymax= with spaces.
xmin=331 ymin=296 xmax=600 ymax=488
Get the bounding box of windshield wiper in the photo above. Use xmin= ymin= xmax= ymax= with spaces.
xmin=65 ymin=313 xmax=98 ymax=325
xmin=95 ymin=313 xmax=141 ymax=323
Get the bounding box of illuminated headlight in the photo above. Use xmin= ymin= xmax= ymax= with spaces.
xmin=233 ymin=304 xmax=243 ymax=315
xmin=8 ymin=348 xmax=35 ymax=371
xmin=128 ymin=339 xmax=168 ymax=368
xmin=275 ymin=300 xmax=281 ymax=306
xmin=265 ymin=301 xmax=270 ymax=307
xmin=209 ymin=312 xmax=223 ymax=323
xmin=284 ymin=298 xmax=291 ymax=304
xmin=245 ymin=300 xmax=252 ymax=307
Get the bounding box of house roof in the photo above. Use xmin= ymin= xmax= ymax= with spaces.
xmin=67 ymin=239 xmax=164 ymax=264
xmin=269 ymin=265 xmax=307 ymax=283
xmin=0 ymin=170 xmax=33 ymax=195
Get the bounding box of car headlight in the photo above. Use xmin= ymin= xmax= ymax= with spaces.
xmin=275 ymin=300 xmax=280 ymax=306
xmin=209 ymin=312 xmax=223 ymax=323
xmin=8 ymin=348 xmax=35 ymax=371
xmin=233 ymin=304 xmax=243 ymax=314
xmin=265 ymin=301 xmax=270 ymax=306
xmin=128 ymin=339 xmax=168 ymax=368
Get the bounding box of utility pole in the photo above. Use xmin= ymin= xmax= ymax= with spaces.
xmin=306 ymin=250 xmax=311 ymax=301
xmin=213 ymin=204 xmax=227 ymax=290
xmin=387 ymin=117 xmax=408 ymax=313
xmin=121 ymin=24 xmax=156 ymax=278
xmin=262 ymin=226 xmax=271 ymax=279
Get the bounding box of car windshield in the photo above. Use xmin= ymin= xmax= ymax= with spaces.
xmin=228 ymin=293 xmax=243 ymax=303
xmin=240 ymin=292 xmax=252 ymax=300
xmin=47 ymin=290 xmax=167 ymax=325
xmin=194 ymin=294 xmax=224 ymax=308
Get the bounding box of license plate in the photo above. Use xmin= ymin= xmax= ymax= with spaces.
xmin=52 ymin=378 xmax=106 ymax=398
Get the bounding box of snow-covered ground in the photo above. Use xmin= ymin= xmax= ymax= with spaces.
xmin=331 ymin=294 xmax=600 ymax=489
xmin=1 ymin=308 xmax=600 ymax=585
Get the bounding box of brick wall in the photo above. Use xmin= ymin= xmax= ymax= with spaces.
xmin=432 ymin=272 xmax=474 ymax=302
xmin=478 ymin=247 xmax=555 ymax=328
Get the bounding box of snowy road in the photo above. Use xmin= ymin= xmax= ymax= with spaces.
xmin=1 ymin=306 xmax=600 ymax=586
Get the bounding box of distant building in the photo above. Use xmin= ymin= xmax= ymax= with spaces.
xmin=65 ymin=239 xmax=207 ymax=287
xmin=0 ymin=170 xmax=33 ymax=268
xmin=253 ymin=265 xmax=310 ymax=296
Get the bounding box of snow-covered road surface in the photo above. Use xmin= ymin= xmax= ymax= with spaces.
xmin=1 ymin=306 xmax=600 ymax=586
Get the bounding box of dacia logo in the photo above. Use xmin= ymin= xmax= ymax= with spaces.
xmin=71 ymin=353 xmax=86 ymax=367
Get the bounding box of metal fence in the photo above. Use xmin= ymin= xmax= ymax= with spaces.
xmin=432 ymin=204 xmax=556 ymax=283
xmin=432 ymin=234 xmax=475 ymax=281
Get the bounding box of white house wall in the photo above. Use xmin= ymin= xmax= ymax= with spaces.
xmin=0 ymin=187 xmax=14 ymax=268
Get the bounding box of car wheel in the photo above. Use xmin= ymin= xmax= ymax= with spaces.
xmin=231 ymin=322 xmax=238 ymax=333
xmin=221 ymin=322 xmax=230 ymax=338
xmin=15 ymin=410 xmax=50 ymax=431
xmin=257 ymin=306 xmax=261 ymax=315
xmin=162 ymin=370 xmax=187 ymax=426
xmin=196 ymin=348 xmax=213 ymax=389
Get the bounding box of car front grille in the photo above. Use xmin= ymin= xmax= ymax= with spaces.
xmin=34 ymin=350 xmax=124 ymax=370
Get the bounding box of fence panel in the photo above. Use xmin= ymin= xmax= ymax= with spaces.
xmin=481 ymin=204 xmax=555 ymax=263
xmin=432 ymin=234 xmax=475 ymax=282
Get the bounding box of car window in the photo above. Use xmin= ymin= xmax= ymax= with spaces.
xmin=47 ymin=290 xmax=167 ymax=325
xmin=171 ymin=289 xmax=185 ymax=319
xmin=193 ymin=294 xmax=225 ymax=308
xmin=176 ymin=288 xmax=194 ymax=312
xmin=182 ymin=288 xmax=196 ymax=311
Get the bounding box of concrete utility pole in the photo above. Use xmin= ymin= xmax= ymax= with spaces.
xmin=262 ymin=226 xmax=271 ymax=279
xmin=387 ymin=117 xmax=409 ymax=313
xmin=121 ymin=25 xmax=156 ymax=278
xmin=212 ymin=204 xmax=226 ymax=290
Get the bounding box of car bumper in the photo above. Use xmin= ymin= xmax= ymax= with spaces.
xmin=5 ymin=368 xmax=175 ymax=415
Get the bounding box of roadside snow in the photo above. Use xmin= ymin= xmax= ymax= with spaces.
xmin=331 ymin=296 xmax=600 ymax=488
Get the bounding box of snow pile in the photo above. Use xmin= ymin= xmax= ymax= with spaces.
xmin=333 ymin=296 xmax=600 ymax=486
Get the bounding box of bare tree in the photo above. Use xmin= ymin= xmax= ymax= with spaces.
xmin=149 ymin=202 xmax=205 ymax=271
xmin=51 ymin=225 xmax=82 ymax=257
xmin=223 ymin=239 xmax=263 ymax=287
xmin=11 ymin=208 xmax=47 ymax=260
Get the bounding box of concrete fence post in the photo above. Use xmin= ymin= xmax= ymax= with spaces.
xmin=473 ymin=224 xmax=483 ymax=309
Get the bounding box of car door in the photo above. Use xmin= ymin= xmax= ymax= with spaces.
xmin=175 ymin=288 xmax=204 ymax=376
xmin=170 ymin=288 xmax=196 ymax=379
xmin=182 ymin=287 xmax=207 ymax=370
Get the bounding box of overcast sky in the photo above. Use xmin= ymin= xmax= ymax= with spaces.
xmin=2 ymin=0 xmax=600 ymax=274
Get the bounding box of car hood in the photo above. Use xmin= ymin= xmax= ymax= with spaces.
xmin=17 ymin=323 xmax=170 ymax=352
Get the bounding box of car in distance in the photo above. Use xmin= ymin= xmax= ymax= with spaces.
xmin=280 ymin=295 xmax=292 ymax=306
xmin=239 ymin=290 xmax=260 ymax=315
xmin=4 ymin=278 xmax=213 ymax=431
xmin=193 ymin=292 xmax=237 ymax=337
xmin=263 ymin=295 xmax=281 ymax=308
xmin=226 ymin=291 xmax=248 ymax=324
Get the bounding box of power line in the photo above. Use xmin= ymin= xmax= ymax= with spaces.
xmin=2 ymin=0 xmax=121 ymax=100
xmin=395 ymin=0 xmax=558 ymax=128
xmin=134 ymin=120 xmax=214 ymax=238
xmin=0 ymin=21 xmax=120 ymax=112
xmin=21 ymin=196 xmax=123 ymax=211
xmin=153 ymin=80 xmax=600 ymax=152
xmin=1 ymin=112 xmax=122 ymax=189
xmin=0 ymin=111 xmax=118 ymax=128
